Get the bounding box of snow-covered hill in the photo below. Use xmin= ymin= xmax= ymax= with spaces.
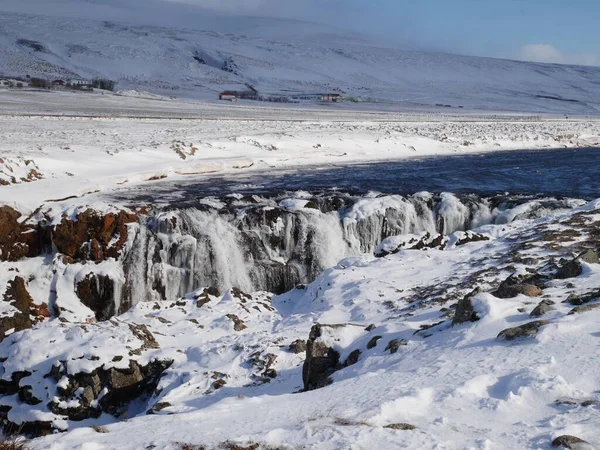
xmin=1 ymin=7 xmax=600 ymax=114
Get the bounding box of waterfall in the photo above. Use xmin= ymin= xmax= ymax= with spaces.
xmin=119 ymin=192 xmax=578 ymax=305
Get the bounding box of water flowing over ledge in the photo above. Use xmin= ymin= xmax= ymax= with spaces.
xmin=121 ymin=192 xmax=583 ymax=305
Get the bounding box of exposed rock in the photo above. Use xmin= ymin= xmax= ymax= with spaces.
xmin=384 ymin=423 xmax=417 ymax=431
xmin=555 ymin=260 xmax=583 ymax=280
xmin=555 ymin=397 xmax=599 ymax=407
xmin=195 ymin=287 xmax=219 ymax=308
xmin=1 ymin=276 xmax=49 ymax=342
xmin=302 ymin=324 xmax=341 ymax=391
xmin=343 ymin=349 xmax=361 ymax=367
xmin=568 ymin=304 xmax=600 ymax=315
xmin=493 ymin=276 xmax=542 ymax=299
xmin=385 ymin=339 xmax=408 ymax=354
xmin=148 ymin=402 xmax=172 ymax=414
xmin=497 ymin=320 xmax=550 ymax=341
xmin=52 ymin=209 xmax=137 ymax=262
xmin=75 ymin=273 xmax=119 ymax=321
xmin=0 ymin=205 xmax=44 ymax=261
xmin=375 ymin=232 xmax=447 ymax=257
xmin=288 ymin=339 xmax=307 ymax=354
xmin=452 ymin=288 xmax=482 ymax=325
xmin=226 ymin=314 xmax=247 ymax=331
xmin=565 ymin=289 xmax=600 ymax=306
xmin=366 ymin=335 xmax=382 ymax=349
xmin=579 ymin=248 xmax=599 ymax=264
xmin=48 ymin=358 xmax=173 ymax=422
xmin=454 ymin=231 xmax=490 ymax=246
xmin=551 ymin=435 xmax=589 ymax=448
xmin=530 ymin=299 xmax=556 ymax=317
xmin=128 ymin=323 xmax=160 ymax=352
xmin=364 ymin=324 xmax=376 ymax=332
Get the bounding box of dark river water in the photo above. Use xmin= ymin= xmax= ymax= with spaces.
xmin=111 ymin=148 xmax=600 ymax=202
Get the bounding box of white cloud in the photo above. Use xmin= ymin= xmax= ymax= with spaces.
xmin=517 ymin=44 xmax=600 ymax=67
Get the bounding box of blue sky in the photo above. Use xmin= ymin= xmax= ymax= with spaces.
xmin=189 ymin=0 xmax=600 ymax=65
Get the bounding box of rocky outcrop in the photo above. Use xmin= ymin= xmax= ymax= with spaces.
xmin=47 ymin=358 xmax=173 ymax=421
xmin=567 ymin=304 xmax=600 ymax=315
xmin=52 ymin=209 xmax=137 ymax=262
xmin=0 ymin=206 xmax=45 ymax=261
xmin=1 ymin=276 xmax=50 ymax=342
xmin=497 ymin=320 xmax=550 ymax=341
xmin=530 ymin=299 xmax=555 ymax=317
xmin=452 ymin=289 xmax=482 ymax=325
xmin=493 ymin=276 xmax=542 ymax=299
xmin=75 ymin=273 xmax=118 ymax=321
xmin=551 ymin=435 xmax=589 ymax=448
xmin=288 ymin=339 xmax=307 ymax=354
xmin=302 ymin=324 xmax=342 ymax=391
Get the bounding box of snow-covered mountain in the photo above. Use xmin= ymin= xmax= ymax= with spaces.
xmin=1 ymin=4 xmax=600 ymax=113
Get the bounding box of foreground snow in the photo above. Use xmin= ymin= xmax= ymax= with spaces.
xmin=0 ymin=106 xmax=599 ymax=211
xmin=5 ymin=198 xmax=596 ymax=449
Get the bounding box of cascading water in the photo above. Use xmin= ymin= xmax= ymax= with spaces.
xmin=120 ymin=191 xmax=582 ymax=306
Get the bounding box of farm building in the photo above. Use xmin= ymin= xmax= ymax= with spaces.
xmin=52 ymin=79 xmax=66 ymax=87
xmin=219 ymin=91 xmax=237 ymax=101
xmin=0 ymin=79 xmax=10 ymax=88
xmin=320 ymin=93 xmax=342 ymax=102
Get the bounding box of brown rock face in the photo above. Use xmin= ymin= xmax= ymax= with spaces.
xmin=0 ymin=206 xmax=44 ymax=261
xmin=52 ymin=209 xmax=137 ymax=262
xmin=1 ymin=276 xmax=50 ymax=342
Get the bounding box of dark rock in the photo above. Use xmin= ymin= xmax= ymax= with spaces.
xmin=375 ymin=232 xmax=447 ymax=257
xmin=530 ymin=299 xmax=556 ymax=317
xmin=454 ymin=231 xmax=490 ymax=246
xmin=385 ymin=339 xmax=408 ymax=354
xmin=302 ymin=324 xmax=341 ymax=391
xmin=262 ymin=368 xmax=277 ymax=378
xmin=343 ymin=349 xmax=361 ymax=367
xmin=452 ymin=288 xmax=482 ymax=325
xmin=493 ymin=276 xmax=542 ymax=299
xmin=384 ymin=423 xmax=417 ymax=431
xmin=551 ymin=435 xmax=589 ymax=448
xmin=288 ymin=339 xmax=307 ymax=354
xmin=226 ymin=314 xmax=247 ymax=331
xmin=497 ymin=320 xmax=550 ymax=341
xmin=366 ymin=335 xmax=382 ymax=349
xmin=568 ymin=304 xmax=600 ymax=315
xmin=128 ymin=323 xmax=160 ymax=352
xmin=555 ymin=260 xmax=583 ymax=279
xmin=565 ymin=289 xmax=600 ymax=306
xmin=555 ymin=397 xmax=599 ymax=407
xmin=365 ymin=324 xmax=376 ymax=332
xmin=75 ymin=273 xmax=118 ymax=321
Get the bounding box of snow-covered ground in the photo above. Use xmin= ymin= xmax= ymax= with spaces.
xmin=4 ymin=197 xmax=596 ymax=450
xmin=0 ymin=95 xmax=599 ymax=212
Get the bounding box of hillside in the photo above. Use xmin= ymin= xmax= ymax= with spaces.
xmin=1 ymin=9 xmax=600 ymax=114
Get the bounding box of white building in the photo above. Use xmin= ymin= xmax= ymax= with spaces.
xmin=0 ymin=79 xmax=10 ymax=88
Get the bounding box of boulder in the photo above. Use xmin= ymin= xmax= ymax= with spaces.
xmin=493 ymin=276 xmax=542 ymax=299
xmin=551 ymin=435 xmax=589 ymax=448
xmin=579 ymin=249 xmax=599 ymax=265
xmin=302 ymin=324 xmax=341 ymax=391
xmin=452 ymin=288 xmax=482 ymax=325
xmin=530 ymin=299 xmax=555 ymax=317
xmin=555 ymin=260 xmax=583 ymax=280
xmin=568 ymin=304 xmax=600 ymax=315
xmin=385 ymin=339 xmax=407 ymax=354
xmin=497 ymin=320 xmax=549 ymax=341
xmin=366 ymin=335 xmax=382 ymax=349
